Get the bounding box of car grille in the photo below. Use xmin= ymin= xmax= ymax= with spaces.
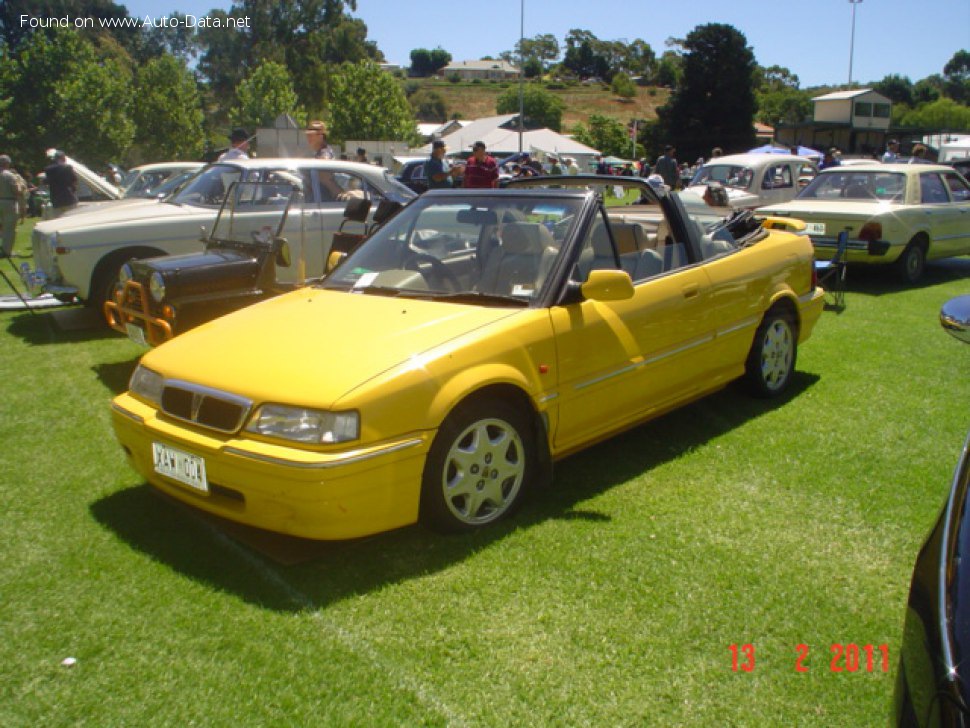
xmin=160 ymin=381 xmax=252 ymax=434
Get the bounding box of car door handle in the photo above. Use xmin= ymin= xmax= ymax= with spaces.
xmin=682 ymin=284 xmax=700 ymax=299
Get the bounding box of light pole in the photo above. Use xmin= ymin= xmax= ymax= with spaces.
xmin=518 ymin=0 xmax=524 ymax=152
xmin=848 ymin=0 xmax=863 ymax=85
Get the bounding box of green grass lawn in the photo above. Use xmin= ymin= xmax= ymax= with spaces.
xmin=1 ymin=218 xmax=968 ymax=725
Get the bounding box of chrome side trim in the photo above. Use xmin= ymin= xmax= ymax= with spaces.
xmin=537 ymin=392 xmax=558 ymax=403
xmin=716 ymin=316 xmax=759 ymax=337
xmin=573 ymin=333 xmax=715 ymax=391
xmin=223 ymin=437 xmax=425 ymax=470
xmin=111 ymin=402 xmax=145 ymax=424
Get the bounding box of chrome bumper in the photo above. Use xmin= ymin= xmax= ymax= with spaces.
xmin=18 ymin=262 xmax=78 ymax=299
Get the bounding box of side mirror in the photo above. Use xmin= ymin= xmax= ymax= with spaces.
xmin=199 ymin=225 xmax=207 ymax=242
xmin=325 ymin=251 xmax=346 ymax=274
xmin=580 ymin=269 xmax=635 ymax=302
xmin=941 ymin=295 xmax=970 ymax=345
xmin=275 ymin=238 xmax=291 ymax=268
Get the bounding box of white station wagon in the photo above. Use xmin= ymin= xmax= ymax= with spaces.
xmin=21 ymin=159 xmax=416 ymax=307
xmin=686 ymin=153 xmax=817 ymax=210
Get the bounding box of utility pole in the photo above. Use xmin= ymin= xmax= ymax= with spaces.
xmin=848 ymin=0 xmax=863 ymax=85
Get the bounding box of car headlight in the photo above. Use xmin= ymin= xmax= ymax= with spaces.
xmin=129 ymin=365 xmax=164 ymax=407
xmin=119 ymin=263 xmax=133 ymax=284
xmin=149 ymin=271 xmax=166 ymax=302
xmin=246 ymin=405 xmax=359 ymax=444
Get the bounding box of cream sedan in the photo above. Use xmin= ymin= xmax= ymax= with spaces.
xmin=758 ymin=163 xmax=970 ymax=283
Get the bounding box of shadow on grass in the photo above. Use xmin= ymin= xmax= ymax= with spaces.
xmin=93 ymin=357 xmax=141 ymax=396
xmin=89 ymin=372 xmax=819 ymax=613
xmin=846 ymin=257 xmax=970 ymax=298
xmin=5 ymin=306 xmax=121 ymax=345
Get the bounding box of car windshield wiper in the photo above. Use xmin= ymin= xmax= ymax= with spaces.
xmin=350 ymin=285 xmax=405 ymax=298
xmin=426 ymin=291 xmax=529 ymax=307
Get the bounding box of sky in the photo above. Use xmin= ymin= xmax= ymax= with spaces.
xmin=116 ymin=0 xmax=970 ymax=89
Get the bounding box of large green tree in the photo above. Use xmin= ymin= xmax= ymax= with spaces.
xmin=409 ymin=47 xmax=451 ymax=77
xmin=496 ymin=85 xmax=565 ymax=131
xmin=327 ymin=62 xmax=416 ymax=143
xmin=658 ymin=23 xmax=756 ymax=159
xmin=1 ymin=28 xmax=133 ymax=170
xmin=231 ymin=60 xmax=302 ymax=131
xmin=755 ymin=64 xmax=811 ymax=127
xmin=572 ymin=114 xmax=637 ymax=158
xmin=131 ymin=54 xmax=204 ymax=163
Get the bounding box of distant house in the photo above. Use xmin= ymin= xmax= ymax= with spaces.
xmin=439 ymin=60 xmax=519 ymax=81
xmin=775 ymin=88 xmax=893 ymax=157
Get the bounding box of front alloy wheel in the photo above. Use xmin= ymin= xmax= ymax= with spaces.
xmin=895 ymin=241 xmax=926 ymax=284
xmin=421 ymin=400 xmax=533 ymax=532
xmin=745 ymin=311 xmax=796 ymax=398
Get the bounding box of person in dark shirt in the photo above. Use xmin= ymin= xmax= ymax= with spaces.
xmin=462 ymin=141 xmax=499 ymax=189
xmin=426 ymin=140 xmax=461 ymax=189
xmin=43 ymin=151 xmax=78 ymax=213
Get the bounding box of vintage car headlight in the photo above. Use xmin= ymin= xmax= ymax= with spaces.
xmin=129 ymin=365 xmax=164 ymax=407
xmin=246 ymin=405 xmax=359 ymax=444
xmin=119 ymin=263 xmax=133 ymax=284
xmin=149 ymin=272 xmax=166 ymax=302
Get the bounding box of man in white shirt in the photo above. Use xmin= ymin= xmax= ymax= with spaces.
xmin=218 ymin=128 xmax=250 ymax=161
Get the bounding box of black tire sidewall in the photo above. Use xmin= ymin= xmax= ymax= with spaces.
xmin=744 ymin=311 xmax=796 ymax=398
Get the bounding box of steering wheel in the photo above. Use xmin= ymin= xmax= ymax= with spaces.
xmin=403 ymin=252 xmax=461 ymax=291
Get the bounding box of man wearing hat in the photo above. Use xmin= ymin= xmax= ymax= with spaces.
xmin=0 ymin=154 xmax=27 ymax=257
xmin=219 ymin=128 xmax=251 ymax=161
xmin=426 ymin=140 xmax=461 ymax=189
xmin=462 ymin=141 xmax=499 ymax=189
xmin=43 ymin=150 xmax=78 ymax=215
xmin=306 ymin=120 xmax=334 ymax=160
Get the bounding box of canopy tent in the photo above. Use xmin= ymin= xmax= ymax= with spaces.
xmin=748 ymin=143 xmax=823 ymax=161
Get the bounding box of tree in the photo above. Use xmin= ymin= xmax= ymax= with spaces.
xmin=496 ymin=85 xmax=565 ymax=131
xmin=655 ymin=50 xmax=682 ymax=88
xmin=898 ymin=97 xmax=970 ymax=132
xmin=231 ymin=60 xmax=301 ymax=131
xmin=658 ymin=24 xmax=756 ymax=161
xmin=2 ymin=28 xmax=133 ymax=170
xmin=572 ymin=114 xmax=635 ymax=158
xmin=328 ymin=62 xmax=416 ymax=143
xmin=132 ymin=54 xmax=204 ymax=163
xmin=873 ymin=74 xmax=913 ymax=106
xmin=409 ymin=47 xmax=451 ymax=77
xmin=409 ymin=90 xmax=447 ymax=122
xmin=755 ymin=64 xmax=810 ymax=127
xmin=517 ymin=34 xmax=559 ymax=70
xmin=913 ymin=76 xmax=944 ymax=105
xmin=943 ymin=50 xmax=970 ymax=103
xmin=611 ymin=72 xmax=636 ymax=101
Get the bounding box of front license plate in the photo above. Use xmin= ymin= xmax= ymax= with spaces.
xmin=805 ymin=222 xmax=826 ymax=235
xmin=125 ymin=322 xmax=148 ymax=347
xmin=152 ymin=442 xmax=208 ymax=493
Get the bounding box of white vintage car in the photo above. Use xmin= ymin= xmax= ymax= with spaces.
xmin=122 ymin=162 xmax=204 ymax=198
xmin=21 ymin=159 xmax=417 ymax=307
xmin=758 ymin=163 xmax=970 ymax=283
xmin=686 ymin=153 xmax=817 ymax=210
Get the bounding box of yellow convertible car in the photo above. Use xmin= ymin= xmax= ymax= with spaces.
xmin=111 ymin=177 xmax=825 ymax=539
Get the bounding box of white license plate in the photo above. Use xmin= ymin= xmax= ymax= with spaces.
xmin=152 ymin=442 xmax=208 ymax=493
xmin=805 ymin=222 xmax=826 ymax=235
xmin=125 ymin=323 xmax=148 ymax=347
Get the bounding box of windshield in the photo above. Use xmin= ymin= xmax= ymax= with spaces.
xmin=170 ymin=164 xmax=245 ymax=207
xmin=322 ymin=194 xmax=584 ymax=303
xmin=691 ymin=164 xmax=755 ymax=190
xmin=797 ymin=170 xmax=906 ymax=202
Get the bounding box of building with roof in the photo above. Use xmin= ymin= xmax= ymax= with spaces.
xmin=775 ymin=88 xmax=893 ymax=157
xmin=439 ymin=60 xmax=519 ymax=81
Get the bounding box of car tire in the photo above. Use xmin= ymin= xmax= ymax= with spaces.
xmin=420 ymin=398 xmax=534 ymax=533
xmin=744 ymin=307 xmax=796 ymax=398
xmin=895 ymin=239 xmax=926 ymax=285
xmin=87 ymin=248 xmax=164 ymax=312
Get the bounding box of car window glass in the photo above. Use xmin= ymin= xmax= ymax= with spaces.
xmin=920 ymin=173 xmax=950 ymax=204
xmin=317 ymin=171 xmax=381 ymax=203
xmin=692 ymin=164 xmax=753 ymax=190
xmin=942 ymin=172 xmax=970 ymax=202
xmin=762 ymin=164 xmax=793 ymax=189
xmin=171 ymin=165 xmax=243 ymax=207
xmin=799 ymin=171 xmax=904 ymax=202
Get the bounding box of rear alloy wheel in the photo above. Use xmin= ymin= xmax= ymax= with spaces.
xmin=421 ymin=399 xmax=533 ymax=532
xmin=895 ymin=240 xmax=926 ymax=285
xmin=744 ymin=310 xmax=796 ymax=398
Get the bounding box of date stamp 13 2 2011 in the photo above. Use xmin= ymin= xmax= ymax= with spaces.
xmin=729 ymin=643 xmax=890 ymax=673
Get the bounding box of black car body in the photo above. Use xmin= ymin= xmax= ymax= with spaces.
xmin=105 ymin=178 xmax=402 ymax=347
xmin=894 ymin=295 xmax=970 ymax=726
xmin=396 ymin=159 xmax=428 ymax=194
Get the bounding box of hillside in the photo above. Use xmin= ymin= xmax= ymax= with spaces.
xmin=407 ymin=79 xmax=670 ymax=130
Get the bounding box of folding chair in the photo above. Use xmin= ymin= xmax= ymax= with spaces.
xmin=815 ymin=229 xmax=848 ymax=309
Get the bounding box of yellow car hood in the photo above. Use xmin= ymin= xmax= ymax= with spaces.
xmin=142 ymin=288 xmax=522 ymax=407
